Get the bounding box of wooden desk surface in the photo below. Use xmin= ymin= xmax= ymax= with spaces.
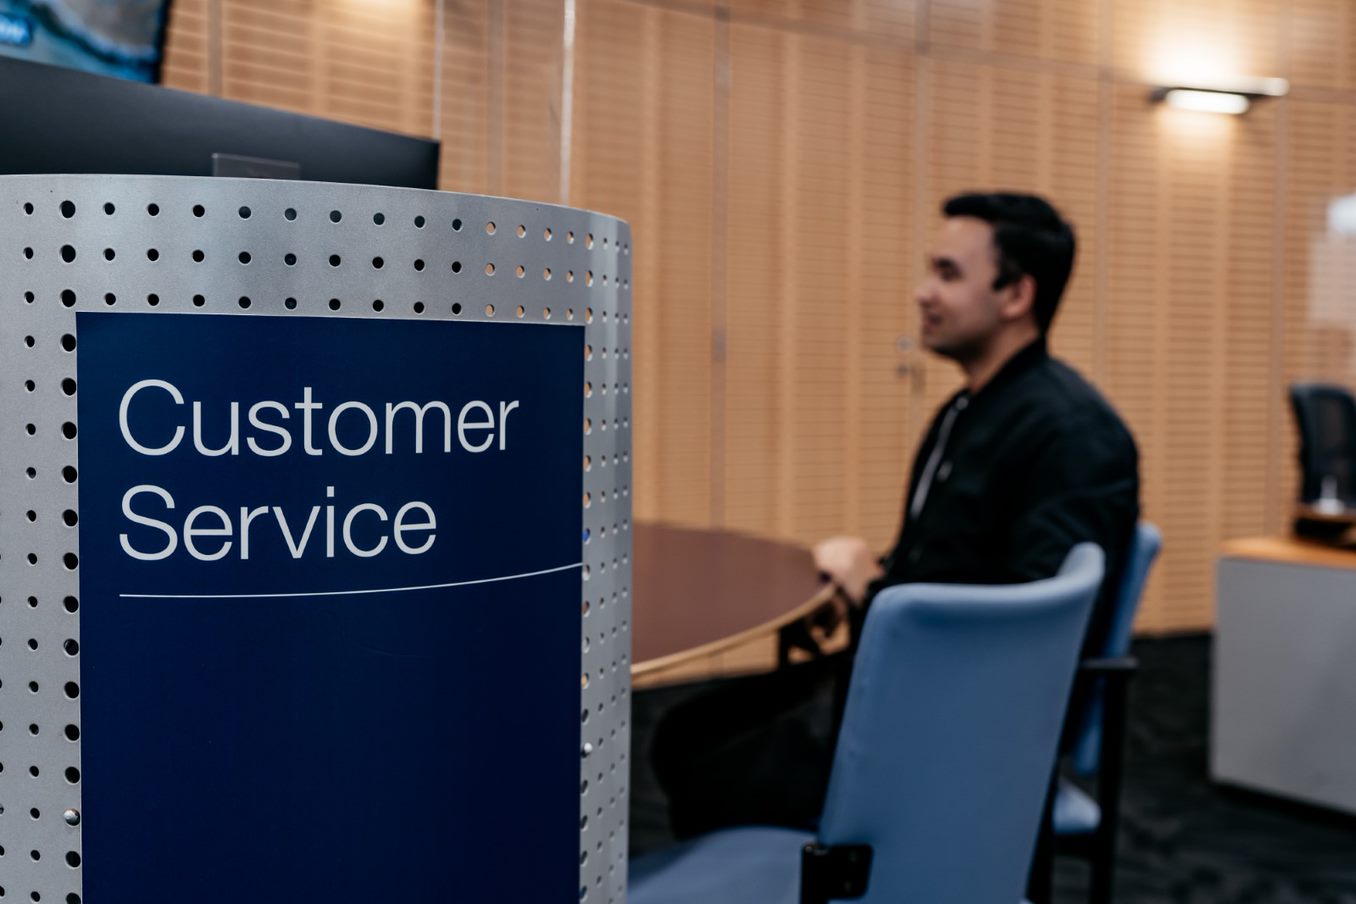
xmin=1220 ymin=536 xmax=1356 ymax=572
xmin=631 ymin=522 xmax=835 ymax=678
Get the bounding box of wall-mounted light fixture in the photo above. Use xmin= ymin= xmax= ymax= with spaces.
xmin=1149 ymin=77 xmax=1289 ymax=114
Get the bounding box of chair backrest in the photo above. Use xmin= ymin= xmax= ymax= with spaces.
xmin=1070 ymin=521 xmax=1162 ymax=774
xmin=1290 ymin=383 xmax=1356 ymax=504
xmin=816 ymin=544 xmax=1104 ymax=904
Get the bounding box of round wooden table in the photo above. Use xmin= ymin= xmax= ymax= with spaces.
xmin=631 ymin=521 xmax=838 ymax=680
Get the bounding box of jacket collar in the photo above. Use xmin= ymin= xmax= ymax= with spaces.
xmin=954 ymin=336 xmax=1049 ymax=408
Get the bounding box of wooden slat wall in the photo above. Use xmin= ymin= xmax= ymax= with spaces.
xmin=161 ymin=0 xmax=1356 ymax=633
xmin=570 ymin=0 xmax=717 ymax=526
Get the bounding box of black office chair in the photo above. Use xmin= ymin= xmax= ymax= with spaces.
xmin=1289 ymin=384 xmax=1356 ymax=539
xmin=1290 ymin=383 xmax=1356 ymax=503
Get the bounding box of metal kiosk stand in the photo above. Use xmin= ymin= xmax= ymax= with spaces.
xmin=0 ymin=175 xmax=631 ymax=903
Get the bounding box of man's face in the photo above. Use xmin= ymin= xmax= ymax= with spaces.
xmin=916 ymin=216 xmax=1012 ymax=361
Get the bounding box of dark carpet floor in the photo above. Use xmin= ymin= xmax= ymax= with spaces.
xmin=629 ymin=635 xmax=1356 ymax=903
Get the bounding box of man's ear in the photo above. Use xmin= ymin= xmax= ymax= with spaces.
xmin=998 ymin=273 xmax=1037 ymax=323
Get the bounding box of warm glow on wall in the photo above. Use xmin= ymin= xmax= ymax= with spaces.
xmin=1145 ymin=36 xmax=1287 ymax=115
xmin=1146 ymin=38 xmax=1242 ymax=92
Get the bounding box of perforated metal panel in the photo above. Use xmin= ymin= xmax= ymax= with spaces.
xmin=0 ymin=174 xmax=631 ymax=903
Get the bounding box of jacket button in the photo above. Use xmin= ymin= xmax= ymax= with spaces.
xmin=908 ymin=548 xmax=922 ymax=563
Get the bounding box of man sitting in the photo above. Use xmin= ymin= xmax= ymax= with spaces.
xmin=652 ymin=192 xmax=1140 ymax=838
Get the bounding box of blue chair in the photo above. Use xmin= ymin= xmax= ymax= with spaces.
xmin=629 ymin=544 xmax=1105 ymax=904
xmin=1051 ymin=523 xmax=1162 ymax=904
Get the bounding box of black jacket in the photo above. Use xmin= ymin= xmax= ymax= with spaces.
xmin=869 ymin=338 xmax=1140 ymax=658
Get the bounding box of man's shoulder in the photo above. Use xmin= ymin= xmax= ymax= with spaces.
xmin=1013 ymin=355 xmax=1135 ymax=446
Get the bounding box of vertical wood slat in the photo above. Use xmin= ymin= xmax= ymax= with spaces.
xmin=161 ymin=0 xmax=210 ymax=92
xmin=159 ymin=0 xmax=1356 ymax=634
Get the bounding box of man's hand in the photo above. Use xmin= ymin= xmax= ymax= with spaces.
xmin=813 ymin=535 xmax=884 ymax=605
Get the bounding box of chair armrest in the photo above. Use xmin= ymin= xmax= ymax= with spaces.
xmin=800 ymin=843 xmax=872 ymax=904
xmin=1077 ymin=656 xmax=1138 ymax=677
xmin=1069 ymin=656 xmax=1137 ymax=704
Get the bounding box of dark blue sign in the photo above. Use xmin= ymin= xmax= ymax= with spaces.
xmin=77 ymin=312 xmax=583 ymax=902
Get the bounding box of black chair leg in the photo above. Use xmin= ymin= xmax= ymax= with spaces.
xmin=1089 ymin=671 xmax=1130 ymax=904
xmin=1089 ymin=830 xmax=1113 ymax=904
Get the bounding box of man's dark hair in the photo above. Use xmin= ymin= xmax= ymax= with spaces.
xmin=942 ymin=192 xmax=1076 ymax=333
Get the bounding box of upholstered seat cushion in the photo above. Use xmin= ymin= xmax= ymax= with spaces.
xmin=1053 ymin=776 xmax=1101 ymax=836
xmin=629 ymin=827 xmax=814 ymax=904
